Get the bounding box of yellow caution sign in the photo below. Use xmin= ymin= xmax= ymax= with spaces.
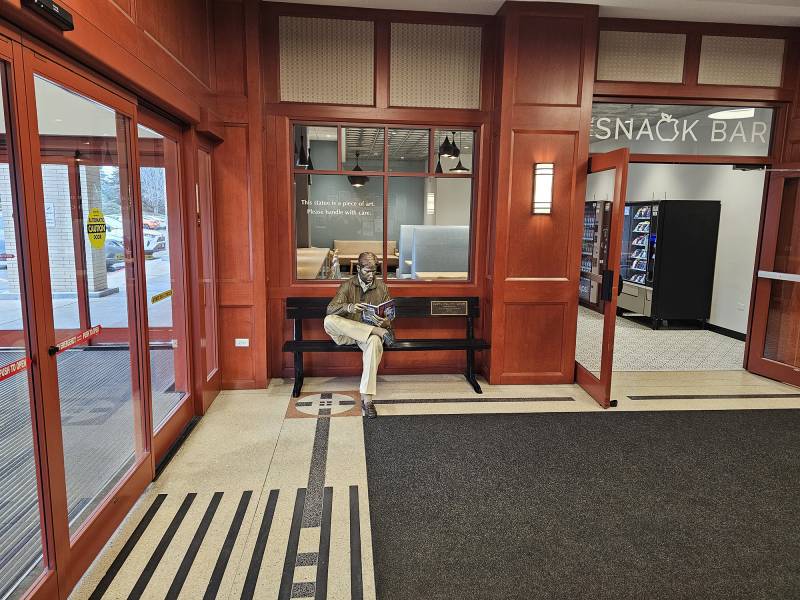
xmin=86 ymin=208 xmax=106 ymax=249
xmin=151 ymin=289 xmax=173 ymax=304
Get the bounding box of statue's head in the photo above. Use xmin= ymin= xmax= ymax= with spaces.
xmin=356 ymin=251 xmax=378 ymax=285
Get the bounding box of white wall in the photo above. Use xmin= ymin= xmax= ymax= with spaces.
xmin=624 ymin=164 xmax=764 ymax=334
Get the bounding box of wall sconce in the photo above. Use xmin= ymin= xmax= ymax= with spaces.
xmin=532 ymin=163 xmax=554 ymax=214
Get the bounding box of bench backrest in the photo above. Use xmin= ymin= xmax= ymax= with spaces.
xmin=286 ymin=296 xmax=480 ymax=320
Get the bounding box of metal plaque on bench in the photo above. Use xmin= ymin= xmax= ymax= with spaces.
xmin=430 ymin=300 xmax=468 ymax=316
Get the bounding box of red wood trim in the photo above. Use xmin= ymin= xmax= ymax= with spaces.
xmin=599 ymin=17 xmax=800 ymax=39
xmin=374 ymin=19 xmax=389 ymax=109
xmin=594 ymin=81 xmax=794 ymax=102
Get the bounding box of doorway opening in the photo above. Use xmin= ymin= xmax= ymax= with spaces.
xmin=577 ymin=101 xmax=800 ymax=404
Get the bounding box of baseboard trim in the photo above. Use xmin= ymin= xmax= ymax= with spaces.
xmin=706 ymin=323 xmax=746 ymax=341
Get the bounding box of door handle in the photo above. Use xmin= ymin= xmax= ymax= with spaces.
xmin=601 ymin=269 xmax=615 ymax=302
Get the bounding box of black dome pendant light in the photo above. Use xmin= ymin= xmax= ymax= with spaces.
xmin=297 ymin=135 xmax=309 ymax=167
xmin=307 ymin=148 xmax=314 ymax=170
xmin=450 ymin=130 xmax=460 ymax=158
xmin=435 ymin=151 xmax=443 ymax=174
xmin=438 ymin=131 xmax=454 ymax=157
xmin=450 ymin=131 xmax=470 ymax=173
xmin=348 ymin=151 xmax=369 ymax=188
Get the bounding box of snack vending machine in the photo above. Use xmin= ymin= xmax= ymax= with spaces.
xmin=618 ymin=200 xmax=721 ymax=329
xmin=579 ymin=200 xmax=612 ymax=313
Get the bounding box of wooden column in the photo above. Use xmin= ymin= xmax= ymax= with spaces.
xmin=486 ymin=2 xmax=598 ymax=384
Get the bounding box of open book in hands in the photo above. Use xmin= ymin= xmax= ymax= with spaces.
xmin=359 ymin=299 xmax=396 ymax=324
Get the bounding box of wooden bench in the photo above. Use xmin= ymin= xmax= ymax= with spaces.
xmin=283 ymin=296 xmax=490 ymax=397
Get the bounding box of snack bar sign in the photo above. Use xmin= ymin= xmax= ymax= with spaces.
xmin=592 ymin=113 xmax=769 ymax=145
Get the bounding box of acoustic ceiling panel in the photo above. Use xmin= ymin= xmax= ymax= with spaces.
xmin=698 ymin=36 xmax=785 ymax=87
xmin=390 ymin=23 xmax=482 ymax=109
xmin=279 ymin=16 xmax=374 ymax=105
xmin=597 ymin=31 xmax=686 ymax=83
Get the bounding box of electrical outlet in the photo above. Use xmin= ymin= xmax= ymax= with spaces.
xmin=235 ymin=338 xmax=250 ymax=348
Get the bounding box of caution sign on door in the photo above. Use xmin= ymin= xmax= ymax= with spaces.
xmin=86 ymin=208 xmax=106 ymax=249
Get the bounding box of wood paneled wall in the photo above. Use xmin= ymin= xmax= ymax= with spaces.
xmin=212 ymin=0 xmax=268 ymax=389
xmin=485 ymin=2 xmax=598 ymax=384
xmin=261 ymin=2 xmax=494 ymax=381
xmin=0 ymin=0 xmax=217 ymax=123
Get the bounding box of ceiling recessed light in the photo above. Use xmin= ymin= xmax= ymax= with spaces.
xmin=708 ymin=108 xmax=755 ymax=120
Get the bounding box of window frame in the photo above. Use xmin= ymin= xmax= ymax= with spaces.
xmin=290 ymin=120 xmax=479 ymax=284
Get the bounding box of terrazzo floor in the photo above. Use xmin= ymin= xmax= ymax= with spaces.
xmin=68 ymin=370 xmax=800 ymax=599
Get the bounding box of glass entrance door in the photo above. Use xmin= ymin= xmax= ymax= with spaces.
xmin=197 ymin=145 xmax=220 ymax=411
xmin=747 ymin=167 xmax=800 ymax=385
xmin=575 ymin=148 xmax=630 ymax=407
xmin=136 ymin=117 xmax=192 ymax=462
xmin=0 ymin=54 xmax=49 ymax=600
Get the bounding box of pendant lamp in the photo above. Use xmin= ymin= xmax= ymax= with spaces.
xmin=348 ymin=152 xmax=369 ymax=188
xmin=307 ymin=148 xmax=314 ymax=171
xmin=449 ymin=131 xmax=469 ymax=173
xmin=438 ymin=132 xmax=454 ymax=157
xmin=297 ymin=135 xmax=309 ymax=167
xmin=435 ymin=152 xmax=443 ymax=174
xmin=450 ymin=131 xmax=460 ymax=158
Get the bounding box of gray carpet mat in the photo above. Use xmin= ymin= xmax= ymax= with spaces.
xmin=363 ymin=410 xmax=800 ymax=600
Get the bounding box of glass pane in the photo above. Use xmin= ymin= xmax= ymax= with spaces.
xmin=138 ymin=124 xmax=188 ymax=431
xmin=295 ymin=174 xmax=384 ymax=279
xmin=576 ymin=169 xmax=616 ymax=378
xmin=342 ymin=127 xmax=384 ymax=171
xmin=294 ymin=124 xmax=337 ymax=171
xmin=433 ymin=129 xmax=474 ymax=173
xmin=590 ymin=103 xmax=774 ymax=157
xmin=78 ymin=164 xmax=132 ymax=330
xmin=34 ymin=75 xmax=139 ymax=537
xmin=763 ymin=280 xmax=800 ymax=367
xmin=0 ymin=70 xmax=45 ymax=600
xmin=773 ymin=178 xmax=800 ymax=276
xmin=42 ymin=162 xmax=80 ymax=331
xmin=198 ymin=148 xmax=218 ymax=378
xmin=389 ymin=128 xmax=428 ymax=172
xmin=388 ymin=176 xmax=470 ymax=280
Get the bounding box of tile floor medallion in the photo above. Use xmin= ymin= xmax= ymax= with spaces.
xmin=287 ymin=391 xmax=362 ymax=419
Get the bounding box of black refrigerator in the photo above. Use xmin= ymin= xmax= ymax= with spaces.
xmin=618 ymin=199 xmax=721 ymax=329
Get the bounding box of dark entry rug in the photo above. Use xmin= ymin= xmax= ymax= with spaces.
xmin=363 ymin=410 xmax=800 ymax=600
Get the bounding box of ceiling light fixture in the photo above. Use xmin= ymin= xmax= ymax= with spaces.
xmin=348 ymin=152 xmax=369 ymax=188
xmin=449 ymin=132 xmax=469 ymax=173
xmin=707 ymin=108 xmax=755 ymax=120
xmin=439 ymin=132 xmax=454 ymax=157
xmin=296 ymin=135 xmax=309 ymax=167
xmin=435 ymin=152 xmax=443 ymax=174
xmin=450 ymin=130 xmax=460 ymax=158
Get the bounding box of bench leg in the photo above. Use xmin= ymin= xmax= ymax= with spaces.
xmin=292 ymin=352 xmax=304 ymax=398
xmin=465 ymin=349 xmax=482 ymax=394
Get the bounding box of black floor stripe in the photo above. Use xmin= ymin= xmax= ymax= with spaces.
xmin=88 ymin=494 xmax=167 ymax=600
xmin=315 ymin=487 xmax=333 ymax=600
xmin=349 ymin=486 xmax=362 ymax=600
xmin=203 ymin=490 xmax=253 ymax=600
xmin=128 ymin=493 xmax=196 ymax=599
xmin=373 ymin=396 xmax=575 ymax=404
xmin=165 ymin=492 xmax=223 ymax=600
xmin=241 ymin=489 xmax=280 ymax=599
xmin=628 ymin=393 xmax=800 ymax=400
xmin=279 ymin=488 xmax=307 ymax=600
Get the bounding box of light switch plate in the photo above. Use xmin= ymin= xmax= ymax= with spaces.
xmin=235 ymin=338 xmax=250 ymax=347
